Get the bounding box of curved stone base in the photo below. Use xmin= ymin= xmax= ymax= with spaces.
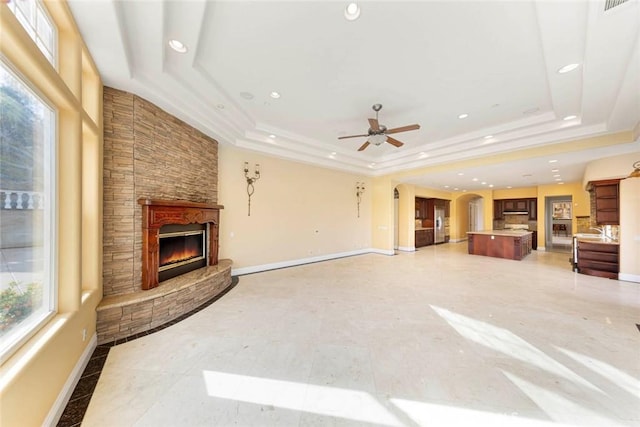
xmin=96 ymin=259 xmax=233 ymax=344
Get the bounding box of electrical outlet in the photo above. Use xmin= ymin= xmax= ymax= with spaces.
xmin=82 ymin=328 xmax=87 ymax=342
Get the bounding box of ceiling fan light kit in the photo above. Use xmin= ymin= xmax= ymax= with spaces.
xmin=338 ymin=104 xmax=420 ymax=152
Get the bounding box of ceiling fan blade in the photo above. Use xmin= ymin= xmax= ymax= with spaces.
xmin=368 ymin=118 xmax=380 ymax=131
xmin=386 ymin=136 xmax=404 ymax=148
xmin=338 ymin=133 xmax=370 ymax=139
xmin=357 ymin=141 xmax=370 ymax=151
xmin=386 ymin=124 xmax=420 ymax=134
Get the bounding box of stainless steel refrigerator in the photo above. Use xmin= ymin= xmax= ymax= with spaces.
xmin=435 ymin=206 xmax=445 ymax=243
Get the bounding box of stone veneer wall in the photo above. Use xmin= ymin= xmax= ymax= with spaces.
xmin=103 ymin=87 xmax=218 ymax=296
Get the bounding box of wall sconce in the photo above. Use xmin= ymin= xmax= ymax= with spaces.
xmin=356 ymin=182 xmax=365 ymax=218
xmin=627 ymin=160 xmax=640 ymax=179
xmin=244 ymin=162 xmax=260 ymax=216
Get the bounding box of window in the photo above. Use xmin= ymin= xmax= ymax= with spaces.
xmin=6 ymin=0 xmax=56 ymax=66
xmin=0 ymin=60 xmax=56 ymax=359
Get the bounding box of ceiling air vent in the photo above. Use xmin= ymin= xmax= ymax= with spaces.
xmin=604 ymin=0 xmax=629 ymax=11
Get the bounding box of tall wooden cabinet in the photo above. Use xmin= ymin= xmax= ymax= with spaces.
xmin=588 ymin=179 xmax=620 ymax=225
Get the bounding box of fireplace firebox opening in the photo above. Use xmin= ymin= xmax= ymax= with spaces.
xmin=157 ymin=223 xmax=208 ymax=282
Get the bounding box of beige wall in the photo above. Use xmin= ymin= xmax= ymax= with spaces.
xmin=395 ymin=184 xmax=416 ymax=250
xmin=492 ymin=187 xmax=538 ymax=199
xmin=620 ymin=177 xmax=640 ymax=282
xmin=0 ymin=2 xmax=103 ymax=426
xmin=218 ymin=146 xmax=372 ymax=271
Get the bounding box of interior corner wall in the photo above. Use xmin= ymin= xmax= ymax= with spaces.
xmin=102 ymin=87 xmax=219 ymax=296
xmin=217 ymin=145 xmax=372 ymax=270
xmin=620 ymin=177 xmax=640 ymax=282
xmin=396 ymin=184 xmax=416 ymax=250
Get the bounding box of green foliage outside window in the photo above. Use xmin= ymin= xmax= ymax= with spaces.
xmin=0 ymin=282 xmax=43 ymax=334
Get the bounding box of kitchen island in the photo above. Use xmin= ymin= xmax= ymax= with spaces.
xmin=467 ymin=230 xmax=533 ymax=260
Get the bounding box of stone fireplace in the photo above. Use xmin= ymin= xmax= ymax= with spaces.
xmin=97 ymin=87 xmax=232 ymax=344
xmin=139 ymin=199 xmax=222 ymax=289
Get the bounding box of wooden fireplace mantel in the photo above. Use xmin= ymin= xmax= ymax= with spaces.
xmin=138 ymin=198 xmax=224 ymax=290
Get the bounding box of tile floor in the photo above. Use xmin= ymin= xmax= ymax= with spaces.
xmin=80 ymin=242 xmax=639 ymax=426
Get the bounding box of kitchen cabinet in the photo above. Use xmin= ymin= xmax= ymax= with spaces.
xmin=493 ymin=200 xmax=504 ymax=220
xmin=503 ymin=200 xmax=516 ymax=211
xmin=589 ymin=180 xmax=620 ymax=225
xmin=415 ymin=229 xmax=434 ymax=248
xmin=528 ymin=199 xmax=537 ymax=220
xmin=415 ymin=197 xmax=427 ymax=219
xmin=577 ymin=240 xmax=619 ymax=279
xmin=426 ymin=199 xmax=435 ymax=220
xmin=444 ymin=200 xmax=450 ymax=217
xmin=416 ymin=198 xmax=449 ymax=221
xmin=502 ymin=199 xmax=528 ymax=211
xmin=531 ymin=230 xmax=537 ymax=250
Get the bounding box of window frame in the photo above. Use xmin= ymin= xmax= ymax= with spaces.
xmin=0 ymin=56 xmax=58 ymax=363
xmin=6 ymin=0 xmax=57 ymax=67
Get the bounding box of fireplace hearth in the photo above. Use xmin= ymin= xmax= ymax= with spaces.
xmin=139 ymin=199 xmax=223 ymax=290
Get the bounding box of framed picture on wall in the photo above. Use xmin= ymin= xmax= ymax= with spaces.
xmin=552 ymin=202 xmax=572 ymax=219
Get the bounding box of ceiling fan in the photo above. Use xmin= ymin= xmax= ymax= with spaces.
xmin=338 ymin=104 xmax=420 ymax=151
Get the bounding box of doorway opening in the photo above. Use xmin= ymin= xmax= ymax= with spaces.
xmin=545 ymin=195 xmax=572 ymax=253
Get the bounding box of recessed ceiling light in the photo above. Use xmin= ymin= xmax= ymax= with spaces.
xmin=553 ymin=174 xmax=561 ymax=178
xmin=462 ymin=190 xmax=467 ymax=192
xmin=563 ymin=115 xmax=577 ymax=121
xmin=457 ymin=172 xmax=464 ymax=176
xmin=489 ymin=184 xmax=494 ymax=188
xmin=444 ymin=185 xmax=450 ymax=188
xmin=472 ymin=178 xmax=478 ymax=181
xmin=507 ymin=186 xmax=512 ymax=189
xmin=484 ymin=135 xmax=493 ymax=139
xmin=269 ymin=134 xmax=276 ymax=139
xmin=454 ymin=187 xmax=459 ymax=190
xmin=555 ymin=178 xmax=562 ymax=181
xmin=549 ymin=159 xmax=558 ymax=163
xmin=368 ymin=163 xmax=376 ymax=168
xmin=481 ymin=182 xmax=487 ymax=185
xmin=168 ymin=39 xmax=187 ymax=53
xmin=331 ymin=152 xmax=337 ymax=155
xmin=551 ymin=169 xmax=559 ymax=172
xmin=344 ymin=2 xmax=361 ymax=21
xmin=240 ymin=92 xmax=254 ymax=100
xmin=558 ymin=182 xmax=565 ymax=185
xmin=270 ymin=91 xmax=281 ymax=99
xmin=558 ymin=63 xmax=580 ymax=74
xmin=458 ymin=113 xmax=469 ymax=119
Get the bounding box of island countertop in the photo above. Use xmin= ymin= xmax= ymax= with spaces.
xmin=467 ymin=230 xmax=533 ymax=260
xmin=467 ymin=230 xmax=533 ymax=237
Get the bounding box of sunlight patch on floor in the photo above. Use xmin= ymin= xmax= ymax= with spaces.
xmin=202 ymin=370 xmax=403 ymax=426
xmin=502 ymin=371 xmax=624 ymax=426
xmin=430 ymin=305 xmax=603 ymax=394
xmin=390 ymin=397 xmax=565 ymax=427
xmin=556 ymin=346 xmax=640 ymax=399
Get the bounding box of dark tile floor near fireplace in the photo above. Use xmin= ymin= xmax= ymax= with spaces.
xmin=56 ymin=276 xmax=239 ymax=427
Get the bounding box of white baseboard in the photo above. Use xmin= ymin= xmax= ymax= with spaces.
xmin=618 ymin=273 xmax=640 ymax=283
xmin=538 ymin=246 xmax=546 ymax=251
xmin=45 ymin=333 xmax=97 ymax=426
xmin=397 ymin=246 xmax=416 ymax=252
xmin=231 ymin=248 xmax=393 ymax=276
